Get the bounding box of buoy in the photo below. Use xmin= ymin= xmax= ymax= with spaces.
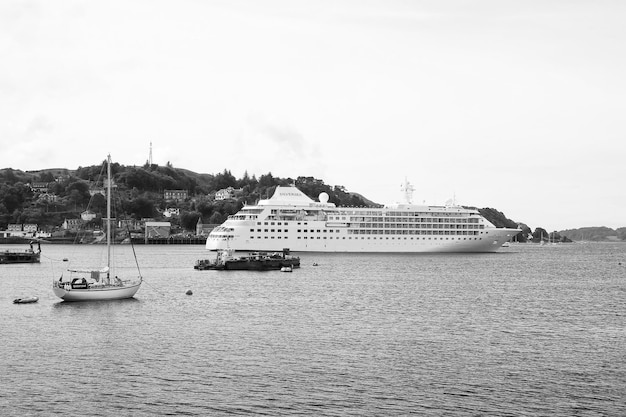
xmin=186 ymin=290 xmax=193 ymax=295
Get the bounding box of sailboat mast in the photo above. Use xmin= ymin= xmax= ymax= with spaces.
xmin=107 ymin=154 xmax=111 ymax=270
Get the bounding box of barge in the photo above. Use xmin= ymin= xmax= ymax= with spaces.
xmin=195 ymin=248 xmax=300 ymax=271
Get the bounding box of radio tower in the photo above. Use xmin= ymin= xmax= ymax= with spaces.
xmin=148 ymin=142 xmax=153 ymax=165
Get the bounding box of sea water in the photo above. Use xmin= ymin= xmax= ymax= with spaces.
xmin=1 ymin=243 xmax=625 ymax=416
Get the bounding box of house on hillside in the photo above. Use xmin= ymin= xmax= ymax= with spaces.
xmin=164 ymin=189 xmax=188 ymax=201
xmin=215 ymin=187 xmax=242 ymax=201
xmin=163 ymin=208 xmax=180 ymax=218
xmin=63 ymin=218 xmax=83 ymax=232
xmin=81 ymin=210 xmax=97 ymax=221
xmin=38 ymin=193 xmax=59 ymax=203
xmin=29 ymin=182 xmax=49 ymax=193
xmin=89 ymin=187 xmax=105 ymax=197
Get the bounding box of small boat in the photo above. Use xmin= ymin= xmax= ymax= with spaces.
xmin=195 ymin=248 xmax=300 ymax=271
xmin=52 ymin=155 xmax=143 ymax=302
xmin=13 ymin=296 xmax=39 ymax=304
xmin=280 ymin=266 xmax=293 ymax=272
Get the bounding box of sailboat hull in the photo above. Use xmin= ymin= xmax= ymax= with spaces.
xmin=52 ymin=282 xmax=141 ymax=302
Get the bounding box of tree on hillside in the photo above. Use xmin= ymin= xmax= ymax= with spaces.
xmin=0 ymin=183 xmax=32 ymax=212
xmin=209 ymin=212 xmax=225 ymax=224
xmin=180 ymin=211 xmax=201 ymax=231
xmin=478 ymin=208 xmax=519 ymax=229
xmin=214 ymin=169 xmax=237 ymax=190
xmin=117 ymin=167 xmax=162 ymax=192
xmin=515 ymin=223 xmax=532 ymax=242
xmin=239 ymin=171 xmax=258 ymax=189
xmin=0 ymin=168 xmax=19 ymax=184
xmin=38 ymin=172 xmax=55 ymax=183
xmin=90 ymin=193 xmax=106 ymax=215
xmin=65 ymin=181 xmax=91 ymax=210
xmin=258 ymin=172 xmax=277 ymax=188
xmin=533 ymin=227 xmax=548 ymax=241
xmin=20 ymin=207 xmax=47 ymax=225
xmin=123 ymin=196 xmax=156 ymax=219
xmin=75 ymin=163 xmax=106 ymax=181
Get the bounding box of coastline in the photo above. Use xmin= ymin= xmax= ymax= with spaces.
xmin=1 ymin=237 xmax=207 ymax=245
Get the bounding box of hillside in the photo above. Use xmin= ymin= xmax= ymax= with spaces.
xmin=559 ymin=227 xmax=626 ymax=242
xmin=0 ymin=164 xmax=375 ymax=233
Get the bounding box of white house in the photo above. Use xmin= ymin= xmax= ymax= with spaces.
xmin=81 ymin=210 xmax=97 ymax=221
xmin=215 ymin=187 xmax=242 ymax=201
xmin=163 ymin=208 xmax=180 ymax=218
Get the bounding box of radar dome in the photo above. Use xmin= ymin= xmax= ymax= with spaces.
xmin=319 ymin=192 xmax=329 ymax=203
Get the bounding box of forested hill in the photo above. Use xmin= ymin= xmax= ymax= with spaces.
xmin=558 ymin=227 xmax=626 ymax=242
xmin=0 ymin=163 xmax=374 ymax=231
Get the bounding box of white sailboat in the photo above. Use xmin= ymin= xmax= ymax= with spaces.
xmin=53 ymin=155 xmax=142 ymax=301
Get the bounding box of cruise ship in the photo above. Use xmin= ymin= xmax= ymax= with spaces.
xmin=206 ymin=184 xmax=520 ymax=253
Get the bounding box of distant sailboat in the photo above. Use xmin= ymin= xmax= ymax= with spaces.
xmin=52 ymin=155 xmax=142 ymax=301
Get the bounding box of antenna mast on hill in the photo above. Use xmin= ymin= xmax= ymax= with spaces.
xmin=148 ymin=142 xmax=153 ymax=165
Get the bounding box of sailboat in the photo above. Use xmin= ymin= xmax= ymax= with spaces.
xmin=52 ymin=155 xmax=142 ymax=301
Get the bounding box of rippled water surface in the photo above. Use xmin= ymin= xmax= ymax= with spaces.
xmin=2 ymin=243 xmax=625 ymax=416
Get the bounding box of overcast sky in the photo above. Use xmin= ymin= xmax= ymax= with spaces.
xmin=1 ymin=0 xmax=624 ymax=231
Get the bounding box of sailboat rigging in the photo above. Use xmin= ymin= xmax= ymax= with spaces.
xmin=52 ymin=154 xmax=142 ymax=301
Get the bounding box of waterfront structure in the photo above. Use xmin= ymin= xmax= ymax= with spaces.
xmin=144 ymin=221 xmax=171 ymax=239
xmin=0 ymin=224 xmax=39 ymax=240
xmin=206 ymin=184 xmax=519 ymax=253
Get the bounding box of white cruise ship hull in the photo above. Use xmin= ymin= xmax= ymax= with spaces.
xmin=206 ymin=222 xmax=517 ymax=253
xmin=206 ymin=186 xmax=520 ymax=254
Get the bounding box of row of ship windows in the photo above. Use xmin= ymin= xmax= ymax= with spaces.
xmin=268 ymin=210 xmax=471 ymax=218
xmin=236 ymin=213 xmax=477 ymax=221
xmin=250 ymin=229 xmax=482 ymax=235
xmin=332 ymin=211 xmax=470 ymax=217
xmin=250 ymin=229 xmax=482 ymax=239
xmin=251 ymin=226 xmax=485 ymax=231
xmin=256 ymin=219 xmax=480 ymax=226
xmin=248 ymin=236 xmax=483 ymax=241
xmin=338 ymin=217 xmax=481 ymax=223
xmin=352 ymin=224 xmax=484 ymax=229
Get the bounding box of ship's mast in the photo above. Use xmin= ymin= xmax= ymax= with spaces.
xmin=401 ymin=178 xmax=414 ymax=204
xmin=106 ymin=154 xmax=111 ymax=276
